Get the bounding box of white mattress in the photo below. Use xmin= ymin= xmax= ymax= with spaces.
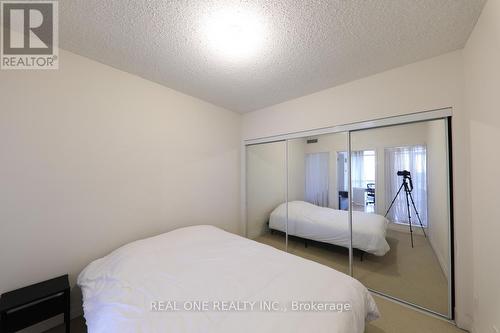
xmin=78 ymin=225 xmax=379 ymax=333
xmin=269 ymin=201 xmax=390 ymax=256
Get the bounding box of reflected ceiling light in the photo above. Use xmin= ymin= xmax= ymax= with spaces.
xmin=202 ymin=7 xmax=265 ymax=62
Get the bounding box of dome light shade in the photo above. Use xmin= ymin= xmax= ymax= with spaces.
xmin=202 ymin=7 xmax=265 ymax=62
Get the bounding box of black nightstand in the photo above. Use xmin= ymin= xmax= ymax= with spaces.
xmin=0 ymin=275 xmax=70 ymax=333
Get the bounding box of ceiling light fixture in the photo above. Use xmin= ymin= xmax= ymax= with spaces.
xmin=202 ymin=7 xmax=265 ymax=63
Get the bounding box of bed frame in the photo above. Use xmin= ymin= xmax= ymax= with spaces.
xmin=267 ymin=226 xmax=366 ymax=261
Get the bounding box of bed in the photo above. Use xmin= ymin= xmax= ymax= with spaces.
xmin=269 ymin=201 xmax=390 ymax=256
xmin=78 ymin=225 xmax=379 ymax=333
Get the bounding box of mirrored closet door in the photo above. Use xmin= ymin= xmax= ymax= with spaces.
xmin=350 ymin=119 xmax=452 ymax=317
xmin=286 ymin=133 xmax=349 ymax=274
xmin=246 ymin=141 xmax=287 ymax=250
xmin=245 ymin=111 xmax=453 ymax=319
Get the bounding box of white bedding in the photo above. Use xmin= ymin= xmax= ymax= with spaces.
xmin=269 ymin=201 xmax=390 ymax=256
xmin=78 ymin=225 xmax=379 ymax=333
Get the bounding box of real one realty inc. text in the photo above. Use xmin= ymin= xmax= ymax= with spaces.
xmin=151 ymin=300 xmax=352 ymax=313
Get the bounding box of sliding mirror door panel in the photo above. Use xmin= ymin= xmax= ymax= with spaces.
xmin=246 ymin=141 xmax=287 ymax=251
xmin=285 ymin=133 xmax=350 ymax=274
xmin=350 ymin=119 xmax=451 ymax=317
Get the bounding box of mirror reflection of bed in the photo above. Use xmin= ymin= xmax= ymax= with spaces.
xmin=268 ymin=200 xmax=389 ymax=257
xmin=246 ymin=119 xmax=451 ymax=317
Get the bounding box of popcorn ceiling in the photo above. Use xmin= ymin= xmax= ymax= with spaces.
xmin=60 ymin=0 xmax=485 ymax=113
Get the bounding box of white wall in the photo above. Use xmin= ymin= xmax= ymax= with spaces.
xmin=0 ymin=50 xmax=241 ymax=326
xmin=463 ymin=0 xmax=500 ymax=332
xmin=242 ymin=52 xmax=464 ymax=141
xmin=242 ymin=51 xmax=473 ymax=329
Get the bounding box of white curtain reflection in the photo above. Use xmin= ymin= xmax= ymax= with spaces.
xmin=305 ymin=152 xmax=329 ymax=207
xmin=384 ymin=145 xmax=428 ymax=226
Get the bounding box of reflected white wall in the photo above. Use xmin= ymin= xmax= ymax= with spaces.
xmin=246 ymin=142 xmax=286 ymax=239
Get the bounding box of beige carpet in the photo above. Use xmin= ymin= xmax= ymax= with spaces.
xmin=255 ymin=229 xmax=449 ymax=315
xmin=366 ymin=295 xmax=465 ymax=333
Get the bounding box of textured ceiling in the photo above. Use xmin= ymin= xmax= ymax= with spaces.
xmin=59 ymin=0 xmax=486 ymax=113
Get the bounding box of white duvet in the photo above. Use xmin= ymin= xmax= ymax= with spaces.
xmin=78 ymin=225 xmax=379 ymax=333
xmin=269 ymin=201 xmax=390 ymax=256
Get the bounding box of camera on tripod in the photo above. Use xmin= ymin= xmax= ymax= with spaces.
xmin=397 ymin=170 xmax=411 ymax=177
xmin=385 ymin=169 xmax=425 ymax=247
xmin=397 ymin=170 xmax=413 ymax=192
